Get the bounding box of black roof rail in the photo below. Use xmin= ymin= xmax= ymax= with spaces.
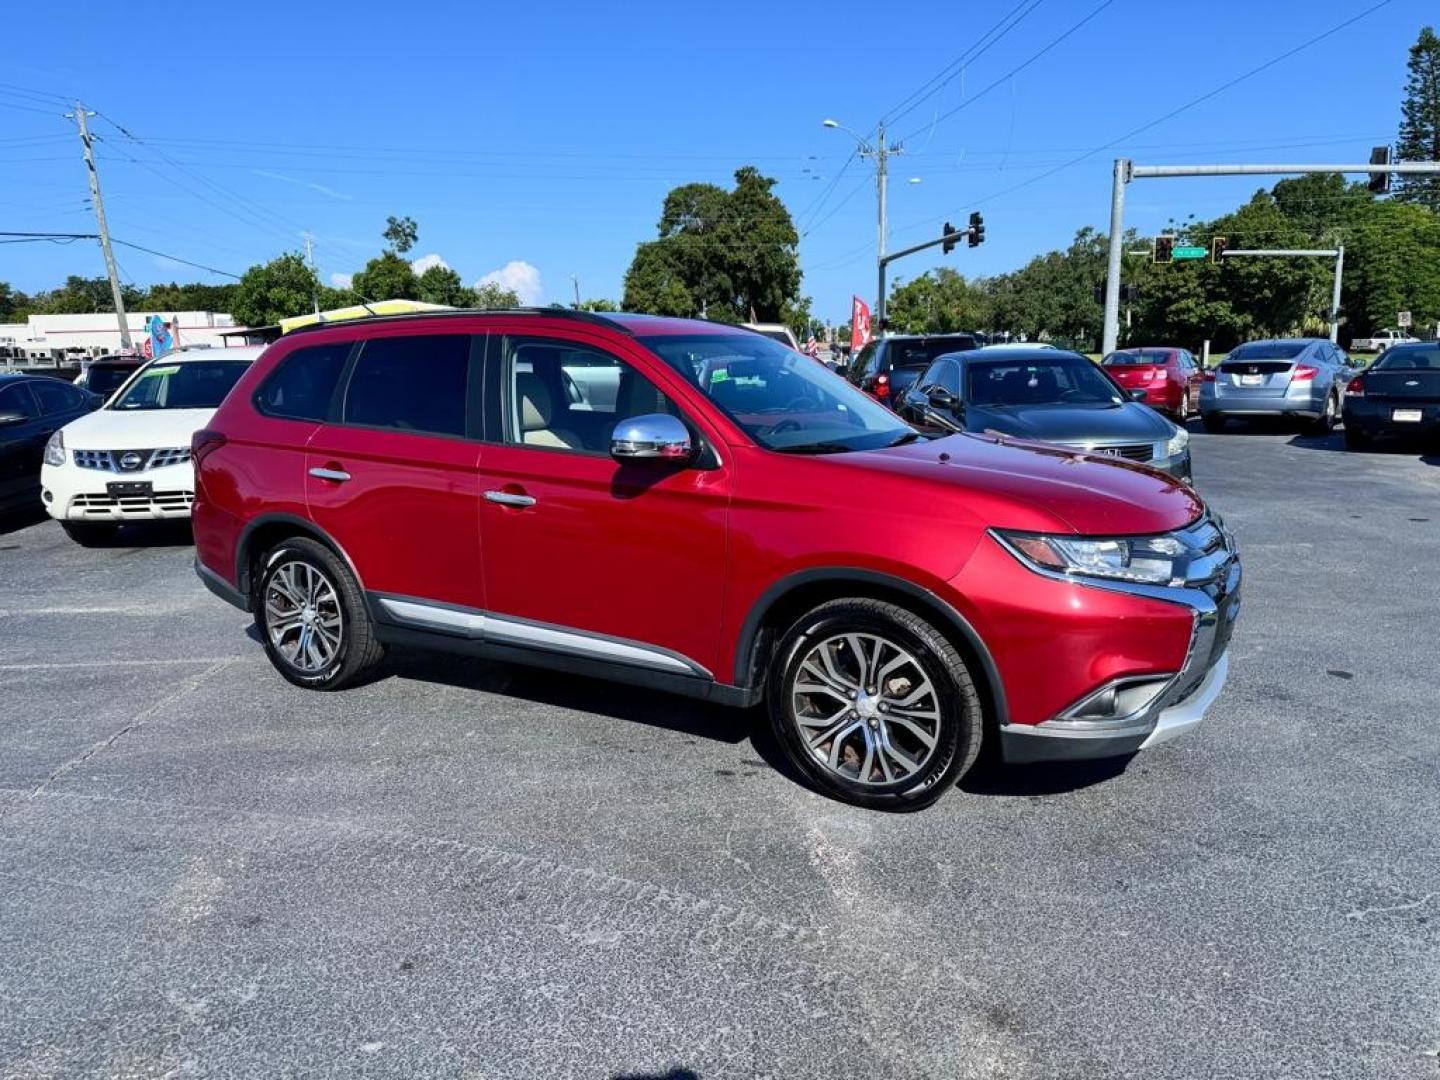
xmin=284 ymin=306 xmax=629 ymax=338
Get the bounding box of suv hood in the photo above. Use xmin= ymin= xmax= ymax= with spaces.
xmin=60 ymin=407 xmax=215 ymax=450
xmin=964 ymin=401 xmax=1172 ymax=444
xmin=849 ymin=432 xmax=1202 ymax=535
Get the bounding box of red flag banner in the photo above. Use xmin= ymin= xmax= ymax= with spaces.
xmin=851 ymin=295 xmax=873 ymax=351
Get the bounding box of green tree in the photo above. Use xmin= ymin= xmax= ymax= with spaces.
xmin=0 ymin=282 xmax=27 ymax=321
xmin=142 ymin=281 xmax=239 ymax=312
xmin=886 ymin=268 xmax=989 ymax=334
xmin=578 ymin=297 xmax=619 ymax=312
xmin=383 ymin=215 xmax=419 ymax=254
xmin=352 ymin=251 xmax=418 ymax=302
xmin=472 ymin=281 xmax=521 ymax=308
xmin=1396 ymin=26 xmax=1440 ymax=210
xmin=34 ymin=276 xmax=144 ymax=315
xmin=415 ymin=264 xmax=472 ymax=306
xmin=1343 ymin=198 xmax=1440 ymax=334
xmin=623 ymin=166 xmax=802 ymax=323
xmin=230 ymin=253 xmax=321 ymax=327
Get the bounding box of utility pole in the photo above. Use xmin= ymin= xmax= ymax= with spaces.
xmin=68 ymin=103 xmax=132 ymax=350
xmin=303 ymin=232 xmax=319 ymax=314
xmin=876 ymin=121 xmax=890 ymax=329
xmin=1101 ymin=159 xmax=1440 ymax=355
xmin=570 ymin=274 xmax=581 ymax=309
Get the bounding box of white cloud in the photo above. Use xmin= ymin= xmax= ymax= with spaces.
xmin=476 ymin=260 xmax=543 ymax=305
xmin=409 ymin=253 xmax=449 ymax=276
xmin=329 ymin=272 xmax=353 ymax=289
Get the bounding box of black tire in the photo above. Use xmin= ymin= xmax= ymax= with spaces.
xmin=766 ymin=598 xmax=983 ymax=811
xmin=60 ymin=521 xmax=118 ymax=547
xmin=1343 ymin=425 xmax=1372 ymax=451
xmin=1201 ymin=413 xmax=1227 ymax=434
xmin=255 ymin=536 xmax=385 ymax=690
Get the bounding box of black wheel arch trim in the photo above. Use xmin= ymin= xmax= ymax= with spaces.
xmin=234 ymin=512 xmax=369 ymax=607
xmin=735 ymin=567 xmax=1009 ymax=727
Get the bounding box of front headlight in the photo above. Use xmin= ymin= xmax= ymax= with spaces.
xmin=1164 ymin=427 xmax=1189 ymax=458
xmin=43 ymin=429 xmax=65 ymax=466
xmin=997 ymin=530 xmax=1186 ymax=585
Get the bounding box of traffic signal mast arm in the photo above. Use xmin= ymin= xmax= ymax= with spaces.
xmin=880 ymin=214 xmax=984 ymax=269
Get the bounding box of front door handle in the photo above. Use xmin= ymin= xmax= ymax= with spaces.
xmin=484 ymin=490 xmax=536 ymax=508
xmin=309 ymin=466 xmax=352 ymax=482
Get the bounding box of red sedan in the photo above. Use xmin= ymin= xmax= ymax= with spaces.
xmin=1102 ymin=347 xmax=1204 ymax=420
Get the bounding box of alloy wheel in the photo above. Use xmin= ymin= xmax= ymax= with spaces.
xmin=789 ymin=632 xmax=941 ymax=786
xmin=265 ymin=560 xmax=344 ymax=674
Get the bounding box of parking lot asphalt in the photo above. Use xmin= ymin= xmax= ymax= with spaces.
xmin=1 ymin=427 xmax=1438 ymax=1080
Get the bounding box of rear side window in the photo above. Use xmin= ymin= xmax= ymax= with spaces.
xmin=33 ymin=380 xmax=86 ymax=415
xmin=255 ymin=342 xmax=352 ymax=421
xmin=0 ymin=382 xmax=38 ymax=419
xmin=342 ymin=334 xmax=470 ymax=437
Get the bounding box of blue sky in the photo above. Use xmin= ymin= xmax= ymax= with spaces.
xmin=0 ymin=0 xmax=1428 ymax=322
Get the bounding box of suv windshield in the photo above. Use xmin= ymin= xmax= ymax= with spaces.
xmin=637 ymin=332 xmax=915 ymax=453
xmin=967 ymin=356 xmax=1125 ymax=407
xmin=110 ymin=359 xmax=251 ymax=411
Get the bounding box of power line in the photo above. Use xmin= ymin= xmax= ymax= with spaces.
xmin=900 ymin=0 xmax=1118 ymax=144
xmin=971 ymin=0 xmax=1397 ymax=209
xmin=0 ymin=232 xmax=241 ymax=278
xmin=883 ymin=0 xmax=1045 ymax=128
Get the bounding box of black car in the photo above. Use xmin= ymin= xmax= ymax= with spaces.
xmin=1341 ymin=342 xmax=1440 ymax=449
xmin=845 ymin=333 xmax=979 ymax=406
xmin=896 ymin=346 xmax=1192 ymax=480
xmin=0 ymin=374 xmax=101 ymax=513
xmin=75 ymin=354 xmax=144 ymax=398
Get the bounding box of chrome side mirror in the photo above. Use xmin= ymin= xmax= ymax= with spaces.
xmin=610 ymin=413 xmax=693 ymax=463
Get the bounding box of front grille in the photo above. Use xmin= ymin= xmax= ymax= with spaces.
xmin=71 ymin=490 xmax=193 ymax=516
xmin=1063 ymin=441 xmax=1156 ymax=463
xmin=72 ymin=447 xmax=191 ymax=472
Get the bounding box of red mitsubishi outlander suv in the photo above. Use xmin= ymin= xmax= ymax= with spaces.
xmin=192 ymin=310 xmax=1241 ymax=809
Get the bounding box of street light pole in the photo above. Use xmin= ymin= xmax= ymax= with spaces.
xmin=824 ymin=118 xmax=900 ymax=331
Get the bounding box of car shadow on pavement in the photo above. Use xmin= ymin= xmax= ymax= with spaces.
xmin=380 ymin=646 xmax=754 ymax=746
xmin=81 ymin=520 xmax=196 ymax=548
xmin=959 ymin=754 xmax=1133 ymax=797
xmin=610 ymin=1070 xmax=700 ymax=1080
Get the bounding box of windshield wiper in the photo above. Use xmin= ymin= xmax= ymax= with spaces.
xmin=771 ymin=441 xmax=856 ymax=455
xmin=883 ymin=431 xmax=924 ymax=448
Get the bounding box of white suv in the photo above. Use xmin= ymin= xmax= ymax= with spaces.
xmin=41 ymin=346 xmax=262 ymax=544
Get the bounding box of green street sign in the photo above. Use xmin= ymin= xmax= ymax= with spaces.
xmin=1172 ymin=245 xmax=1208 ymax=260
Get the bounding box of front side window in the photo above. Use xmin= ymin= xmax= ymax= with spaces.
xmin=342 ymin=335 xmax=470 ymax=437
xmin=965 ymin=356 xmax=1125 ymax=407
xmin=256 ymin=342 xmax=352 ymax=421
xmin=637 ymin=332 xmax=915 ymax=454
xmin=919 ymin=358 xmax=961 ymax=395
xmin=0 ymin=382 xmax=38 ymax=420
xmin=33 ymin=380 xmax=85 ymax=415
xmin=110 ymin=360 xmax=252 ymax=411
xmin=500 ymin=337 xmax=681 ymax=454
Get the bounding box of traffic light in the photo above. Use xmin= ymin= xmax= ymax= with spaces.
xmin=1211 ymin=236 xmax=1228 ymax=264
xmin=968 ymin=211 xmax=985 ymax=247
xmin=1154 ymin=235 xmax=1174 ymax=264
xmin=1368 ymin=145 xmax=1391 ymax=194
xmin=942 ymin=221 xmax=959 ymax=255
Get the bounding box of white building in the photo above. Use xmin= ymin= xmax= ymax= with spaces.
xmin=0 ymin=311 xmax=246 ymax=365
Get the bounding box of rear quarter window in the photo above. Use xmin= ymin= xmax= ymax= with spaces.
xmin=341 ymin=334 xmax=471 ymax=437
xmin=255 ymin=342 xmax=353 ymax=421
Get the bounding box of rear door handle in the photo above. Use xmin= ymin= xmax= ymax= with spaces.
xmin=309 ymin=466 xmax=351 ymax=482
xmin=484 ymin=490 xmax=536 ymax=508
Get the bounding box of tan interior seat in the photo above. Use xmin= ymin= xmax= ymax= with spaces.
xmin=517 ymin=373 xmax=584 ymax=449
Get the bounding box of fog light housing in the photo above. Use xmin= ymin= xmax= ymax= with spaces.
xmin=1061 ymin=676 xmax=1171 ymax=724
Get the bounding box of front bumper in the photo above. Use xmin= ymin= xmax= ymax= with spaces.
xmin=996 ymin=525 xmax=1241 ymax=764
xmin=41 ymin=460 xmax=195 ymax=522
